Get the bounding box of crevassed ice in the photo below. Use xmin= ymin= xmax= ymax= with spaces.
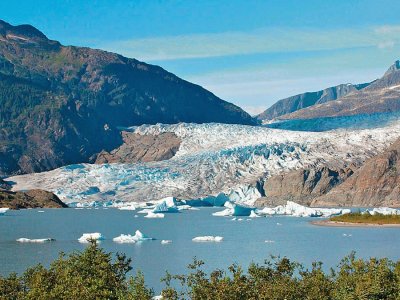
xmin=7 ymin=120 xmax=400 ymax=206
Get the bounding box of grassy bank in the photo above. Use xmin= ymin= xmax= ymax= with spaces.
xmin=330 ymin=212 xmax=400 ymax=224
xmin=1 ymin=241 xmax=400 ymax=299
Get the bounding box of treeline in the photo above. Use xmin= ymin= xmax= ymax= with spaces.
xmin=1 ymin=242 xmax=400 ymax=299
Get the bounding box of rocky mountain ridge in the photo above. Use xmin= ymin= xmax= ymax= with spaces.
xmin=257 ymin=83 xmax=369 ymax=121
xmin=0 ymin=20 xmax=254 ymax=176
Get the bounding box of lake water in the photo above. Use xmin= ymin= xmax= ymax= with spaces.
xmin=1 ymin=208 xmax=400 ymax=292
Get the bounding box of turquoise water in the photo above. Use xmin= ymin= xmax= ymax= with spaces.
xmin=1 ymin=208 xmax=400 ymax=292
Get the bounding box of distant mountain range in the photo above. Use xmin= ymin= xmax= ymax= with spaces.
xmin=257 ymin=60 xmax=400 ymax=121
xmin=0 ymin=20 xmax=254 ymax=175
xmin=257 ymin=83 xmax=370 ymax=121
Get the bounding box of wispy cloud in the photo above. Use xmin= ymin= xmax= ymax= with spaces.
xmin=98 ymin=25 xmax=400 ymax=61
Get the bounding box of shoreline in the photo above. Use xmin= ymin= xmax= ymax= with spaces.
xmin=311 ymin=219 xmax=400 ymax=228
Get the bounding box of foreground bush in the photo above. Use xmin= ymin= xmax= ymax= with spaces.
xmin=1 ymin=243 xmax=400 ymax=299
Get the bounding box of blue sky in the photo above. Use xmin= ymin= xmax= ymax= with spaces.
xmin=1 ymin=0 xmax=400 ymax=114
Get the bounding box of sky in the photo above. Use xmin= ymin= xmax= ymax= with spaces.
xmin=1 ymin=0 xmax=400 ymax=115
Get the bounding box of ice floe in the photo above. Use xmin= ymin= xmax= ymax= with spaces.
xmin=257 ymin=201 xmax=350 ymax=218
xmin=16 ymin=238 xmax=55 ymax=243
xmin=78 ymin=232 xmax=105 ymax=243
xmin=144 ymin=212 xmax=165 ymax=218
xmin=363 ymin=207 xmax=400 ymax=215
xmin=192 ymin=236 xmax=223 ymax=242
xmin=161 ymin=240 xmax=172 ymax=244
xmin=113 ymin=230 xmax=154 ymax=243
xmin=0 ymin=208 xmax=9 ymax=215
xmin=212 ymin=202 xmax=253 ymax=217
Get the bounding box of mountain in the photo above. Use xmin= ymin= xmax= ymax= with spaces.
xmin=257 ymin=83 xmax=369 ymax=121
xmin=312 ymin=138 xmax=400 ymax=207
xmin=0 ymin=20 xmax=254 ymax=176
xmin=280 ymin=61 xmax=400 ymax=120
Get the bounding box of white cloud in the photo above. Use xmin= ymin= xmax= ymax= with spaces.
xmin=97 ymin=25 xmax=400 ymax=61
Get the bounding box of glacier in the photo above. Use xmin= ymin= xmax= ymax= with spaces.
xmin=6 ymin=118 xmax=400 ymax=206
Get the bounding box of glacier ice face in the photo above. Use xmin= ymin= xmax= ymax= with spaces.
xmin=78 ymin=233 xmax=105 ymax=243
xmin=16 ymin=238 xmax=55 ymax=243
xmin=7 ymin=120 xmax=400 ymax=206
xmin=192 ymin=236 xmax=223 ymax=242
xmin=0 ymin=208 xmax=9 ymax=215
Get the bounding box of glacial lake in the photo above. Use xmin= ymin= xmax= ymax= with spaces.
xmin=1 ymin=207 xmax=400 ymax=292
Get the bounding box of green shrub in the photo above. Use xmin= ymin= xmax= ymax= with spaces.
xmin=1 ymin=244 xmax=399 ymax=300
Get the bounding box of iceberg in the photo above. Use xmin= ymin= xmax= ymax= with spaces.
xmin=16 ymin=238 xmax=55 ymax=243
xmin=257 ymin=201 xmax=349 ymax=218
xmin=118 ymin=205 xmax=136 ymax=211
xmin=192 ymin=236 xmax=223 ymax=242
xmin=364 ymin=207 xmax=400 ymax=215
xmin=153 ymin=197 xmax=179 ymax=213
xmin=0 ymin=208 xmax=9 ymax=215
xmin=78 ymin=232 xmax=105 ymax=243
xmin=212 ymin=202 xmax=254 ymax=217
xmin=144 ymin=212 xmax=165 ymax=218
xmin=113 ymin=230 xmax=154 ymax=243
xmin=112 ymin=234 xmax=137 ymax=244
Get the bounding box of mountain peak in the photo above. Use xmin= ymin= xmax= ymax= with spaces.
xmin=0 ymin=19 xmax=49 ymax=43
xmin=384 ymin=60 xmax=400 ymax=76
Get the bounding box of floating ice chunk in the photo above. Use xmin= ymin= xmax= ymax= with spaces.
xmin=237 ymin=218 xmax=243 ymax=221
xmin=364 ymin=207 xmax=400 ymax=215
xmin=192 ymin=236 xmax=223 ymax=242
xmin=161 ymin=240 xmax=172 ymax=244
xmin=144 ymin=212 xmax=165 ymax=218
xmin=17 ymin=238 xmax=55 ymax=243
xmin=231 ymin=217 xmax=237 ymax=221
xmin=264 ymin=240 xmax=275 ymax=243
xmin=134 ymin=215 xmax=139 ymax=218
xmin=276 ymin=222 xmax=282 ymax=226
xmin=118 ymin=205 xmax=136 ymax=211
xmin=177 ymin=205 xmax=193 ymax=211
xmin=342 ymin=233 xmax=352 ymax=237
xmin=133 ymin=230 xmax=154 ymax=241
xmin=78 ymin=233 xmax=105 ymax=243
xmin=153 ymin=197 xmax=179 ymax=213
xmin=258 ymin=201 xmax=349 ymax=218
xmin=38 ymin=210 xmax=45 ymax=213
xmin=113 ymin=230 xmax=154 ymax=243
xmin=0 ymin=208 xmax=9 ymax=215
xmin=212 ymin=202 xmax=253 ymax=217
xmin=113 ymin=234 xmax=137 ymax=244
xmin=212 ymin=208 xmax=232 ymax=217
xmin=138 ymin=208 xmax=154 ymax=214
xmin=249 ymin=210 xmax=259 ymax=218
